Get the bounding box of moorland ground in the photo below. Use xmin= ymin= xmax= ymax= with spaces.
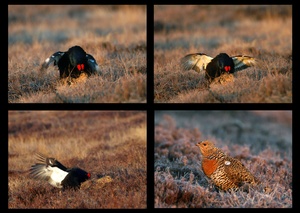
xmin=8 ymin=5 xmax=146 ymax=103
xmin=155 ymin=111 xmax=292 ymax=208
xmin=8 ymin=111 xmax=147 ymax=208
xmin=154 ymin=5 xmax=292 ymax=103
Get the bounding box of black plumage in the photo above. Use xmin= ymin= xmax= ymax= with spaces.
xmin=30 ymin=153 xmax=91 ymax=189
xmin=181 ymin=52 xmax=256 ymax=82
xmin=41 ymin=45 xmax=100 ymax=79
xmin=205 ymin=53 xmax=235 ymax=81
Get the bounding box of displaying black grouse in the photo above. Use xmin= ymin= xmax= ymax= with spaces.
xmin=30 ymin=153 xmax=91 ymax=189
xmin=41 ymin=45 xmax=100 ymax=79
xmin=181 ymin=52 xmax=256 ymax=82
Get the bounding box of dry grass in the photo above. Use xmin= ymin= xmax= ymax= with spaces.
xmin=8 ymin=111 xmax=146 ymax=209
xmin=155 ymin=111 xmax=292 ymax=208
xmin=8 ymin=5 xmax=146 ymax=103
xmin=154 ymin=5 xmax=292 ymax=103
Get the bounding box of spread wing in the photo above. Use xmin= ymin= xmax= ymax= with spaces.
xmin=30 ymin=164 xmax=68 ymax=188
xmin=86 ymin=54 xmax=101 ymax=74
xmin=30 ymin=163 xmax=52 ymax=181
xmin=180 ymin=53 xmax=213 ymax=73
xmin=40 ymin=51 xmax=65 ymax=71
xmin=232 ymin=55 xmax=256 ymax=72
xmin=30 ymin=153 xmax=69 ymax=188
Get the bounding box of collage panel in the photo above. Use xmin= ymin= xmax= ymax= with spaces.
xmin=154 ymin=5 xmax=292 ymax=103
xmin=8 ymin=111 xmax=147 ymax=208
xmin=154 ymin=110 xmax=292 ymax=208
xmin=8 ymin=5 xmax=146 ymax=103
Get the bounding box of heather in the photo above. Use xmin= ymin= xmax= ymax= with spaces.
xmin=155 ymin=111 xmax=292 ymax=208
xmin=8 ymin=111 xmax=146 ymax=208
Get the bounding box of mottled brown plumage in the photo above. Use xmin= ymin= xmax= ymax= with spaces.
xmin=196 ymin=140 xmax=260 ymax=191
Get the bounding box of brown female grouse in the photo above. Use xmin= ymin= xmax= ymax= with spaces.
xmin=196 ymin=140 xmax=260 ymax=191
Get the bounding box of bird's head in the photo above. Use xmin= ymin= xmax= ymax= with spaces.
xmin=216 ymin=53 xmax=234 ymax=73
xmin=196 ymin=140 xmax=216 ymax=157
xmin=68 ymin=46 xmax=87 ymax=72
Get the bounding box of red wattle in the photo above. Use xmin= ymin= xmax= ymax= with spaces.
xmin=225 ymin=66 xmax=231 ymax=72
xmin=77 ymin=64 xmax=84 ymax=71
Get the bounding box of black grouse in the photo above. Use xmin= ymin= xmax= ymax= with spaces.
xmin=30 ymin=153 xmax=91 ymax=189
xmin=41 ymin=45 xmax=100 ymax=79
xmin=181 ymin=52 xmax=256 ymax=82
